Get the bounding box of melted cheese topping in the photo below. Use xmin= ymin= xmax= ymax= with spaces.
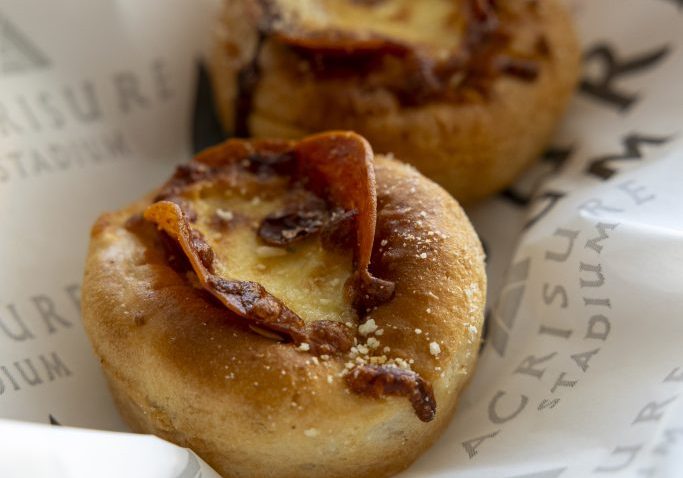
xmin=274 ymin=0 xmax=465 ymax=58
xmin=192 ymin=183 xmax=356 ymax=325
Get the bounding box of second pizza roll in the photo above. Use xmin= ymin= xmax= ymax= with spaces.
xmin=209 ymin=0 xmax=581 ymax=202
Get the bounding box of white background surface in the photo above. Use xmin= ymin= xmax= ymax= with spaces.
xmin=0 ymin=1 xmax=681 ymax=477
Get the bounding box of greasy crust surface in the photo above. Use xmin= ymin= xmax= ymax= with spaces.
xmin=209 ymin=0 xmax=580 ymax=202
xmin=82 ymin=150 xmax=486 ymax=478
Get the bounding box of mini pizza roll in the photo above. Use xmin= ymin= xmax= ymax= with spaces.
xmin=208 ymin=0 xmax=581 ymax=202
xmin=82 ymin=132 xmax=486 ymax=478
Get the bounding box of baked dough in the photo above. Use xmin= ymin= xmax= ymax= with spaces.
xmin=82 ymin=132 xmax=486 ymax=478
xmin=209 ymin=0 xmax=580 ymax=202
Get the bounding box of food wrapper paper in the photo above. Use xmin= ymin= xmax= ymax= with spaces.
xmin=0 ymin=0 xmax=681 ymax=476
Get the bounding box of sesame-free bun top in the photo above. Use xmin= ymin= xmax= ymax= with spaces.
xmin=209 ymin=0 xmax=580 ymax=203
xmin=82 ymin=132 xmax=486 ymax=478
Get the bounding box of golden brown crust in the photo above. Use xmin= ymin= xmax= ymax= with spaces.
xmin=209 ymin=0 xmax=580 ymax=202
xmin=82 ymin=137 xmax=486 ymax=478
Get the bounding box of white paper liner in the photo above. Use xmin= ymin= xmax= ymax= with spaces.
xmin=1 ymin=0 xmax=681 ymax=476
